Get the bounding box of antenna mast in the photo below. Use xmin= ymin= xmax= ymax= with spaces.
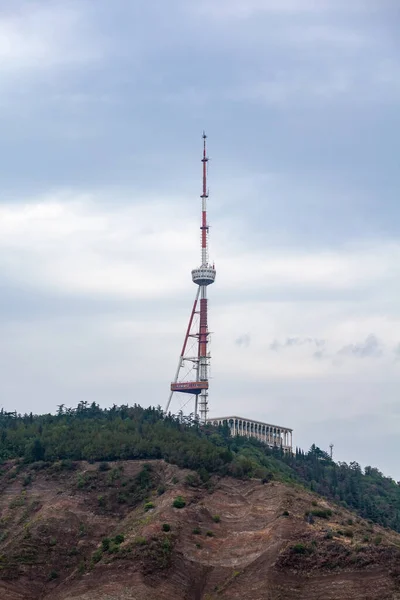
xmin=166 ymin=134 xmax=216 ymax=422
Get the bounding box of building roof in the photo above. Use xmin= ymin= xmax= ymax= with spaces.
xmin=207 ymin=415 xmax=292 ymax=432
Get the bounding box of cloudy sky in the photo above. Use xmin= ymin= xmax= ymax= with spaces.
xmin=1 ymin=0 xmax=399 ymax=479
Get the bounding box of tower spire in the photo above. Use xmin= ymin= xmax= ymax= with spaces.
xmin=166 ymin=134 xmax=216 ymax=423
xmin=201 ymin=132 xmax=209 ymax=266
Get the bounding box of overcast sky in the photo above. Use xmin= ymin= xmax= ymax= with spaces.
xmin=0 ymin=0 xmax=399 ymax=479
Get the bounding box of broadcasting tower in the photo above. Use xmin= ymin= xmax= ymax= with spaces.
xmin=166 ymin=133 xmax=216 ymax=423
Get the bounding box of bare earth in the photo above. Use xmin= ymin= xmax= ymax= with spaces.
xmin=0 ymin=460 xmax=399 ymax=600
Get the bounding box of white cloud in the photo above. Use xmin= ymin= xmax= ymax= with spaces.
xmin=2 ymin=195 xmax=400 ymax=307
xmin=0 ymin=193 xmax=199 ymax=299
xmin=0 ymin=2 xmax=102 ymax=74
xmin=193 ymin=0 xmax=364 ymax=19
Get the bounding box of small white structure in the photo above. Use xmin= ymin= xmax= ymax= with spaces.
xmin=207 ymin=415 xmax=293 ymax=451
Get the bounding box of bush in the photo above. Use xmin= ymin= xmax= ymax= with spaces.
xmin=98 ymin=461 xmax=110 ymax=472
xmin=157 ymin=485 xmax=166 ymax=496
xmin=212 ymin=515 xmax=221 ymax=523
xmin=311 ymin=509 xmax=332 ymax=519
xmin=192 ymin=527 xmax=201 ymax=535
xmin=162 ymin=523 xmax=171 ymax=532
xmin=292 ymin=543 xmax=306 ymax=554
xmin=282 ymin=510 xmax=290 ymax=517
xmin=185 ymin=473 xmax=201 ymax=487
xmin=344 ymin=529 xmax=354 ymax=538
xmin=114 ymin=534 xmax=125 ymax=545
xmin=206 ymin=531 xmax=214 ymax=537
xmin=48 ymin=570 xmax=58 ymax=580
xmin=261 ymin=473 xmax=273 ymax=484
xmin=144 ymin=502 xmax=155 ymax=512
xmin=173 ymin=496 xmax=186 ymax=509
xmin=97 ymin=495 xmax=106 ymax=507
xmin=92 ymin=549 xmax=102 ymax=563
xmin=374 ymin=535 xmax=382 ymax=545
xmin=133 ymin=536 xmax=147 ymax=546
xmin=325 ymin=530 xmax=333 ymax=539
xmin=101 ymin=538 xmax=110 ymax=551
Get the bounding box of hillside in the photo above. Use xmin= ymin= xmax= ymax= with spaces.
xmin=0 ymin=459 xmax=399 ymax=600
xmin=0 ymin=404 xmax=399 ymax=534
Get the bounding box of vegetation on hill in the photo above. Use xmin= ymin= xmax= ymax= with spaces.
xmin=0 ymin=403 xmax=399 ymax=532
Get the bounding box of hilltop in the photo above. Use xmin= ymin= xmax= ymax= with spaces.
xmin=0 ymin=403 xmax=399 ymax=534
xmin=0 ymin=404 xmax=399 ymax=599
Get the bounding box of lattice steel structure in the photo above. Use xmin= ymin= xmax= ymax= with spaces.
xmin=166 ymin=133 xmax=216 ymax=423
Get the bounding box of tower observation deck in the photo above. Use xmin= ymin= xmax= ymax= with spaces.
xmin=166 ymin=133 xmax=215 ymax=423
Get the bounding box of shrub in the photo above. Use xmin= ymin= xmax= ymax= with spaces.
xmin=133 ymin=536 xmax=147 ymax=546
xmin=292 ymin=542 xmax=315 ymax=555
xmin=97 ymin=495 xmax=106 ymax=507
xmin=162 ymin=523 xmax=171 ymax=532
xmin=48 ymin=570 xmax=58 ymax=580
xmin=198 ymin=468 xmax=210 ymax=483
xmin=101 ymin=538 xmax=110 ymax=551
xmin=325 ymin=530 xmax=333 ymax=539
xmin=206 ymin=531 xmax=214 ymax=537
xmin=157 ymin=485 xmax=166 ymax=496
xmin=114 ymin=534 xmax=125 ymax=545
xmin=363 ymin=535 xmax=370 ymax=543
xmin=292 ymin=543 xmax=306 ymax=554
xmin=185 ymin=473 xmax=201 ymax=487
xmin=282 ymin=510 xmax=290 ymax=517
xmin=374 ymin=535 xmax=382 ymax=545
xmin=192 ymin=527 xmax=201 ymax=535
xmin=344 ymin=529 xmax=354 ymax=538
xmin=304 ymin=512 xmax=315 ymax=524
xmin=261 ymin=473 xmax=273 ymax=484
xmin=347 ymin=518 xmax=353 ymax=525
xmin=98 ymin=461 xmax=110 ymax=472
xmin=49 ymin=537 xmax=57 ymax=546
xmin=144 ymin=502 xmax=155 ymax=512
xmin=311 ymin=509 xmax=332 ymax=519
xmin=92 ymin=549 xmax=102 ymax=563
xmin=68 ymin=547 xmax=79 ymax=556
xmin=172 ymin=476 xmax=179 ymax=484
xmin=312 ymin=500 xmax=318 ymax=507
xmin=78 ymin=561 xmax=86 ymax=574
xmin=23 ymin=475 xmax=32 ymax=487
xmin=173 ymin=496 xmax=186 ymax=509
xmin=212 ymin=515 xmax=221 ymax=523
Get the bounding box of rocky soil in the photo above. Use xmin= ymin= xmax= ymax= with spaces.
xmin=0 ymin=459 xmax=399 ymax=600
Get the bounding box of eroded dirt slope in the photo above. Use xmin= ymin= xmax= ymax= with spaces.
xmin=0 ymin=460 xmax=399 ymax=600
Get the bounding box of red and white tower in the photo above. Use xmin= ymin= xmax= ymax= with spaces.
xmin=166 ymin=133 xmax=216 ymax=423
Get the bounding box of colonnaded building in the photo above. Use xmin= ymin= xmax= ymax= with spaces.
xmin=207 ymin=416 xmax=293 ymax=452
